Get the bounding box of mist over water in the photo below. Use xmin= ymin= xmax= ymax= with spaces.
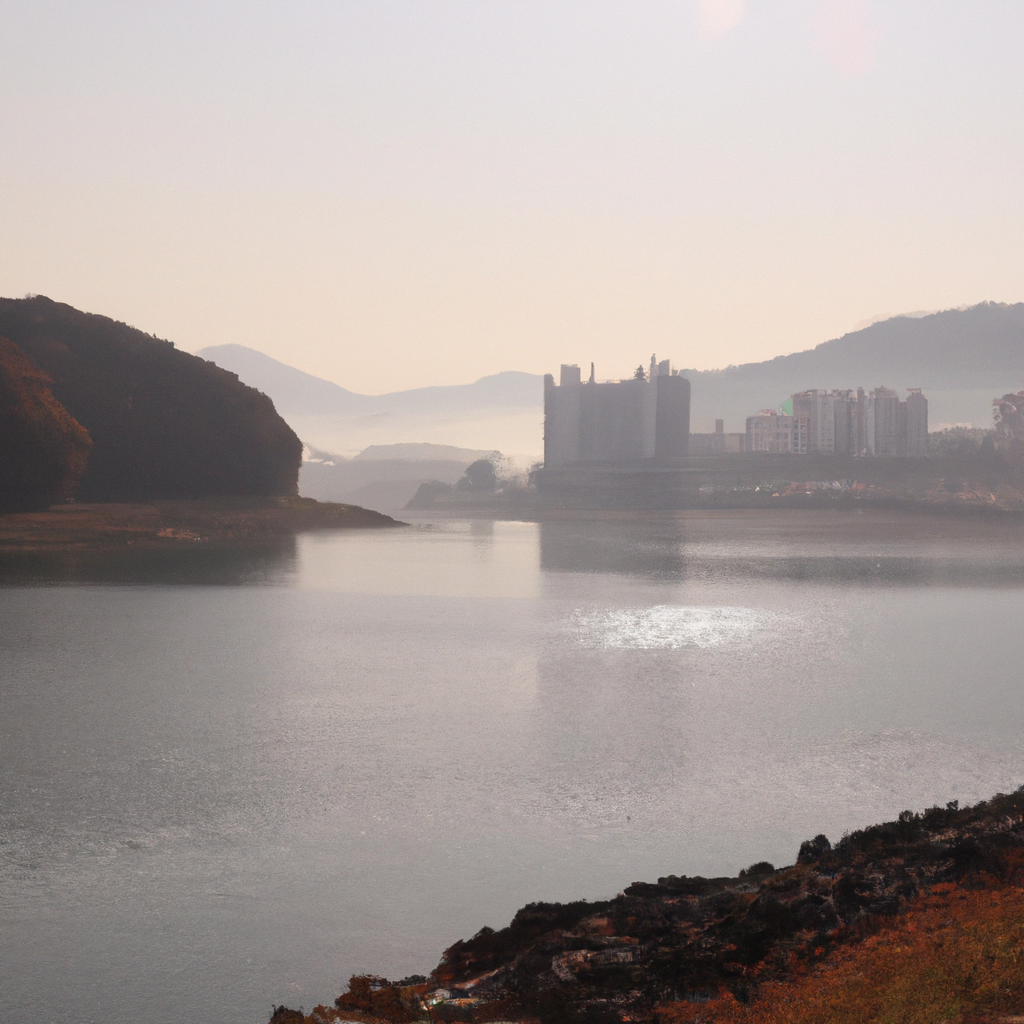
xmin=3 ymin=511 xmax=1024 ymax=1024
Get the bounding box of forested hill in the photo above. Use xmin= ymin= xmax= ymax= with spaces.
xmin=686 ymin=302 xmax=1024 ymax=388
xmin=683 ymin=302 xmax=1024 ymax=429
xmin=0 ymin=296 xmax=302 ymax=502
xmin=0 ymin=336 xmax=92 ymax=511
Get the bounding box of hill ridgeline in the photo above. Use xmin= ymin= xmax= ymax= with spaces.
xmin=199 ymin=302 xmax=1024 ymax=439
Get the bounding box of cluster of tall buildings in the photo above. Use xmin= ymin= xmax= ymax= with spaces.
xmin=746 ymin=388 xmax=928 ymax=457
xmin=543 ymin=357 xmax=930 ymax=466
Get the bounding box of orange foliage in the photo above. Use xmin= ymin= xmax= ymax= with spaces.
xmin=0 ymin=336 xmax=91 ymax=510
xmin=656 ymin=881 xmax=1024 ymax=1024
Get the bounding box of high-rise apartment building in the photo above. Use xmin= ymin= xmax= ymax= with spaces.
xmin=780 ymin=387 xmax=928 ymax=456
xmin=866 ymin=387 xmax=901 ymax=456
xmin=791 ymin=389 xmax=863 ymax=454
xmin=904 ymin=389 xmax=928 ymax=456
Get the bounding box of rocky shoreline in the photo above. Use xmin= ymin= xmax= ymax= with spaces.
xmin=272 ymin=790 xmax=1024 ymax=1024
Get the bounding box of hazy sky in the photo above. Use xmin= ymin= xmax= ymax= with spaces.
xmin=1 ymin=1 xmax=1022 ymax=393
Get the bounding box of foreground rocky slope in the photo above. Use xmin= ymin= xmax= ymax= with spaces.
xmin=275 ymin=790 xmax=1024 ymax=1024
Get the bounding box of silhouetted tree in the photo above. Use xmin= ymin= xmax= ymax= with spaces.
xmin=994 ymin=392 xmax=1024 ymax=440
xmin=797 ymin=833 xmax=832 ymax=864
xmin=459 ymin=458 xmax=497 ymax=492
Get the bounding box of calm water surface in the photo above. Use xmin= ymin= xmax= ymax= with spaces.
xmin=3 ymin=510 xmax=1024 ymax=1023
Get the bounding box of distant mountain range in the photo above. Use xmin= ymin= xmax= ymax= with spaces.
xmin=195 ymin=345 xmax=542 ymax=419
xmin=196 ymin=343 xmax=544 ymax=457
xmin=199 ymin=302 xmax=1024 ymax=453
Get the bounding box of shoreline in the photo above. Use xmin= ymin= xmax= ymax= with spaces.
xmin=403 ymin=493 xmax=1024 ymax=521
xmin=0 ymin=496 xmax=404 ymax=553
xmin=273 ymin=790 xmax=1024 ymax=1024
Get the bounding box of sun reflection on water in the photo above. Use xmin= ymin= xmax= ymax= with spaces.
xmin=566 ymin=604 xmax=776 ymax=650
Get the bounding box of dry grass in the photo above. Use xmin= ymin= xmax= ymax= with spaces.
xmin=657 ymin=878 xmax=1024 ymax=1024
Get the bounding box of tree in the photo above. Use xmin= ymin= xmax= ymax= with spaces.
xmin=994 ymin=392 xmax=1024 ymax=439
xmin=459 ymin=458 xmax=497 ymax=492
xmin=797 ymin=833 xmax=832 ymax=864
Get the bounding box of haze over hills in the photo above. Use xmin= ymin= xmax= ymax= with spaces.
xmin=297 ymin=441 xmax=500 ymax=511
xmin=196 ymin=343 xmax=544 ymax=457
xmin=199 ymin=302 xmax=1024 ymax=457
xmin=195 ymin=345 xmax=540 ymax=509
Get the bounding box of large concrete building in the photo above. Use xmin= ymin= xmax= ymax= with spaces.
xmin=790 ymin=389 xmax=863 ymax=454
xmin=865 ymin=386 xmax=928 ymax=456
xmin=543 ymin=357 xmax=690 ymax=467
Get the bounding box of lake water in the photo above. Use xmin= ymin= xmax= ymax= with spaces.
xmin=4 ymin=510 xmax=1024 ymax=1024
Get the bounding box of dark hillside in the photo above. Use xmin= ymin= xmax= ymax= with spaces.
xmin=0 ymin=296 xmax=302 ymax=501
xmin=0 ymin=336 xmax=92 ymax=511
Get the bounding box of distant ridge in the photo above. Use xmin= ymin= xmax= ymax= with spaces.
xmin=352 ymin=443 xmax=495 ymax=462
xmin=196 ymin=344 xmax=543 ymax=418
xmin=682 ymin=301 xmax=1024 ymax=429
xmin=196 ymin=343 xmax=545 ymax=458
xmin=199 ymin=302 xmax=1024 ymax=441
xmin=684 ymin=302 xmax=1024 ymax=386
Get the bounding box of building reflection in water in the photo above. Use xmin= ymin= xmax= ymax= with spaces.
xmin=539 ymin=514 xmax=1024 ymax=589
xmin=539 ymin=518 xmax=688 ymax=581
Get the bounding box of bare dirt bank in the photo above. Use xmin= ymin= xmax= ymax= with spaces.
xmin=0 ymin=496 xmax=403 ymax=552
